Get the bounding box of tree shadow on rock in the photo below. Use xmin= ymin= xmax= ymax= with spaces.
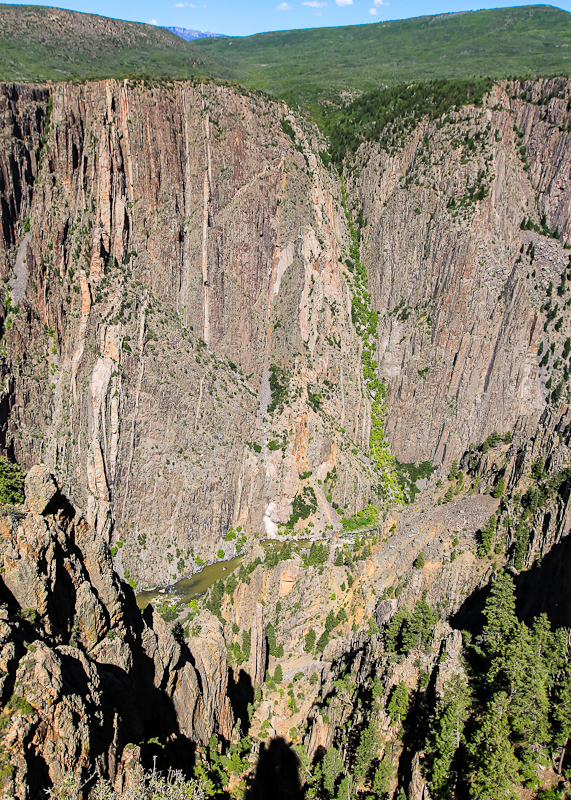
xmin=246 ymin=737 xmax=304 ymax=800
xmin=227 ymin=668 xmax=254 ymax=735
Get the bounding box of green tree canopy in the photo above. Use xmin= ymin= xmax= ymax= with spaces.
xmin=0 ymin=457 xmax=24 ymax=505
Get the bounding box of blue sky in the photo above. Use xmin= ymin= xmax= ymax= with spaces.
xmin=3 ymin=0 xmax=569 ymax=36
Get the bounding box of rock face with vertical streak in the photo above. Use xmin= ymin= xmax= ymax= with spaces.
xmin=0 ymin=469 xmax=232 ymax=797
xmin=1 ymin=76 xmax=571 ymax=592
xmin=248 ymin=602 xmax=266 ymax=687
xmin=0 ymin=80 xmax=383 ymax=586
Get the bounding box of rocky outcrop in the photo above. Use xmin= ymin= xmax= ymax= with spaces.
xmin=0 ymin=466 xmax=233 ymax=798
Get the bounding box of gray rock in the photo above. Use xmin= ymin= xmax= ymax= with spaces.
xmin=24 ymin=465 xmax=57 ymax=515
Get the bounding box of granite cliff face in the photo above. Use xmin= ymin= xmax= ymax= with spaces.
xmin=0 ymin=465 xmax=232 ymax=797
xmin=1 ymin=78 xmax=571 ymax=587
xmin=0 ymin=79 xmax=389 ymax=587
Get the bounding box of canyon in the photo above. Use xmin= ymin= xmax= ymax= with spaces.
xmin=1 ymin=72 xmax=571 ymax=797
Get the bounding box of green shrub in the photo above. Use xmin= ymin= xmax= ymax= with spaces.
xmin=0 ymin=458 xmax=24 ymax=505
xmin=93 ymin=768 xmax=204 ymax=799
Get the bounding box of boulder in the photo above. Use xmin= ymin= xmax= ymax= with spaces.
xmin=24 ymin=466 xmax=57 ymax=515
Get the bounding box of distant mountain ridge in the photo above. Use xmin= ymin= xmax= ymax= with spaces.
xmin=163 ymin=25 xmax=226 ymax=40
xmin=0 ymin=3 xmax=570 ymax=109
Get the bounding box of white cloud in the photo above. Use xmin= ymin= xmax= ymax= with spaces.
xmin=276 ymin=2 xmax=292 ymax=8
xmin=369 ymin=6 xmax=378 ymax=13
xmin=302 ymin=1 xmax=327 ymax=6
xmin=335 ymin=0 xmax=353 ymax=6
xmin=373 ymin=0 xmax=388 ymax=6
xmin=173 ymin=2 xmax=195 ymax=6
xmin=147 ymin=18 xmax=158 ymax=24
xmin=314 ymin=9 xmax=321 ymax=13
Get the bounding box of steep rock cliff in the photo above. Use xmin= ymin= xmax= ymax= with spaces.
xmin=0 ymin=465 xmax=232 ymax=798
xmin=0 ymin=80 xmax=395 ymax=586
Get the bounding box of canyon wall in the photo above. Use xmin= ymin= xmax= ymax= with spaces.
xmin=1 ymin=78 xmax=571 ymax=589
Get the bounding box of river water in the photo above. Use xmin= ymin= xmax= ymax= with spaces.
xmin=136 ymin=555 xmax=244 ymax=609
xmin=136 ymin=538 xmax=313 ymax=610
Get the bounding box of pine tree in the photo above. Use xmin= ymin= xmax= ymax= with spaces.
xmin=316 ymin=630 xmax=330 ymax=653
xmin=273 ymin=664 xmax=283 ymax=683
xmin=325 ymin=609 xmax=338 ymax=633
xmin=513 ymin=518 xmax=529 ymax=570
xmin=387 ymin=682 xmax=409 ymax=726
xmin=427 ymin=673 xmax=471 ymax=800
xmin=385 ymin=607 xmax=409 ymax=652
xmin=334 ymin=550 xmax=344 ymax=567
xmin=553 ymin=671 xmax=571 ymax=774
xmin=400 ymin=596 xmax=436 ymax=652
xmin=469 ymin=692 xmax=520 ymax=800
xmin=0 ymin=456 xmax=24 ymax=505
xmin=477 ymin=513 xmax=496 ymax=557
xmin=336 ymin=775 xmax=353 ymax=800
xmin=372 ymin=756 xmax=394 ymax=797
xmin=481 ymin=572 xmax=517 ymax=658
xmin=493 ymin=476 xmax=505 ymax=498
xmin=321 ymin=747 xmax=343 ymax=795
xmin=305 ymin=628 xmax=317 ymax=653
xmin=354 ymin=719 xmax=379 ymax=782
xmin=448 ymin=459 xmax=459 ymax=481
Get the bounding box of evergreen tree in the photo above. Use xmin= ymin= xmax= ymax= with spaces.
xmin=477 ymin=513 xmax=496 ymax=557
xmin=334 ymin=550 xmax=344 ymax=567
xmin=427 ymin=673 xmax=471 ymax=800
xmin=321 ymin=747 xmax=343 ymax=795
xmin=241 ymin=629 xmax=251 ymax=661
xmin=325 ymin=609 xmax=338 ymax=633
xmin=316 ymin=630 xmax=330 ymax=653
xmin=387 ymin=682 xmax=409 ymax=726
xmin=469 ymin=692 xmax=520 ymax=800
xmin=448 ymin=460 xmax=459 ymax=481
xmin=305 ymin=628 xmax=317 ymax=653
xmin=400 ymin=596 xmax=437 ymax=652
xmin=510 ymin=644 xmax=549 ymax=784
xmin=273 ymin=664 xmax=283 ymax=683
xmin=481 ymin=572 xmax=517 ymax=657
xmin=0 ymin=456 xmax=24 ymax=505
xmin=354 ymin=719 xmax=379 ymax=782
xmin=372 ymin=756 xmax=393 ymax=798
xmin=414 ymin=551 xmax=426 ymax=569
xmin=266 ymin=623 xmax=284 ymax=657
xmin=493 ymin=476 xmax=505 ymax=498
xmin=336 ymin=775 xmax=353 ymax=800
xmin=172 ymin=621 xmax=185 ymax=647
xmin=513 ymin=518 xmax=530 ymax=570
xmin=553 ymin=670 xmax=571 ymax=774
xmin=385 ymin=607 xmax=409 ymax=653
xmin=336 ymin=608 xmax=348 ymax=625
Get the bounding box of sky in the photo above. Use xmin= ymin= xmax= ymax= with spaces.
xmin=2 ymin=0 xmax=569 ymax=36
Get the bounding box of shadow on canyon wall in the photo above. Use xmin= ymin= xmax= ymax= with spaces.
xmin=246 ymin=737 xmax=304 ymax=800
xmin=452 ymin=533 xmax=571 ymax=633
